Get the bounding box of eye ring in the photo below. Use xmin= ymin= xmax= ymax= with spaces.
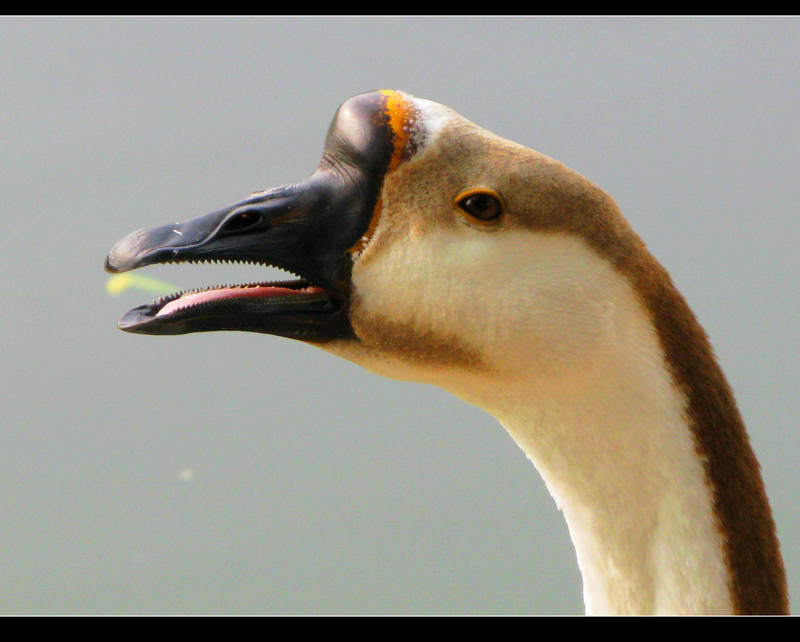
xmin=454 ymin=188 xmax=505 ymax=224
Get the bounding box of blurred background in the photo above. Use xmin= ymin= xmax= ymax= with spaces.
xmin=1 ymin=16 xmax=797 ymax=614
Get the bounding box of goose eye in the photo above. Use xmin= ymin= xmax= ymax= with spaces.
xmin=455 ymin=189 xmax=504 ymax=223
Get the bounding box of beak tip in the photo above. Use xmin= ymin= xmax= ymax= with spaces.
xmin=105 ymin=245 xmax=136 ymax=273
xmin=117 ymin=305 xmax=155 ymax=333
xmin=105 ymin=227 xmax=156 ymax=274
xmin=104 ymin=254 xmax=121 ymax=274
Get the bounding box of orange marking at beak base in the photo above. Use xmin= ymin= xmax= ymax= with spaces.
xmin=349 ymin=90 xmax=419 ymax=256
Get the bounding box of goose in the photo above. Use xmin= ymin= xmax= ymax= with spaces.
xmin=105 ymin=89 xmax=788 ymax=615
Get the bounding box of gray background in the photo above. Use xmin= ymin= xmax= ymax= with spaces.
xmin=1 ymin=16 xmax=797 ymax=614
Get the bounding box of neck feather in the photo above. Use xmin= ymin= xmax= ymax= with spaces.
xmin=456 ymin=248 xmax=787 ymax=615
xmin=628 ymin=254 xmax=788 ymax=614
xmin=491 ymin=313 xmax=733 ymax=614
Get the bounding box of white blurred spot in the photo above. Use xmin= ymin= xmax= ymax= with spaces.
xmin=131 ymin=551 xmax=150 ymax=565
xmin=179 ymin=468 xmax=194 ymax=482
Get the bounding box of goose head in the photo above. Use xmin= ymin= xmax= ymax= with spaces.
xmin=105 ymin=90 xmax=787 ymax=614
xmin=106 ymin=89 xmax=638 ymax=395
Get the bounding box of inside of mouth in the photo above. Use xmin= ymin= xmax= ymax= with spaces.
xmin=154 ymin=280 xmax=327 ymax=317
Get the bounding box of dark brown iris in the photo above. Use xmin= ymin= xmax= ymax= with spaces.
xmin=456 ymin=190 xmax=504 ymax=222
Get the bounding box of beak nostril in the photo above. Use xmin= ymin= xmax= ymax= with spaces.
xmin=222 ymin=210 xmax=263 ymax=235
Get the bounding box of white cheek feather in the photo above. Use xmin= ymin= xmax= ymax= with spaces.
xmin=353 ymin=228 xmax=637 ymax=377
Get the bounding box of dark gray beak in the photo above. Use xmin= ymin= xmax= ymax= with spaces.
xmin=105 ymin=90 xmax=403 ymax=341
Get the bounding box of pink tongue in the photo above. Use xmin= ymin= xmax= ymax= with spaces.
xmin=156 ymin=285 xmax=325 ymax=317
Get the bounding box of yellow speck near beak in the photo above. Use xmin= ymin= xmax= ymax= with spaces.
xmin=106 ymin=273 xmax=179 ymax=296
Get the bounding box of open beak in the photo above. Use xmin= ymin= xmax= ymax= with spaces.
xmin=104 ymin=90 xmax=404 ymax=342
